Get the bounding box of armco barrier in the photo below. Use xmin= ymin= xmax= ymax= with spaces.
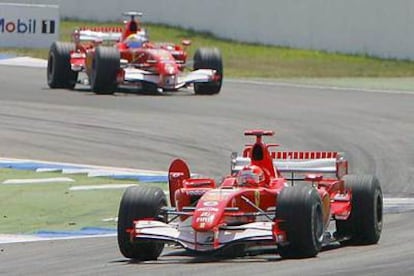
xmin=0 ymin=3 xmax=59 ymax=48
xmin=0 ymin=0 xmax=413 ymax=59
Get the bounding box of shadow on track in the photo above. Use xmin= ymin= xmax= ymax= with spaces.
xmin=43 ymin=85 xmax=200 ymax=97
xmin=109 ymin=242 xmax=345 ymax=265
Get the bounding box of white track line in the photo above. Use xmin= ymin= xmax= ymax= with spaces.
xmin=0 ymin=57 xmax=47 ymax=68
xmin=69 ymin=184 xmax=137 ymax=191
xmin=227 ymin=79 xmax=414 ymax=95
xmin=0 ymin=233 xmax=115 ymax=244
xmin=0 ymin=157 xmax=167 ymax=175
xmin=2 ymin=177 xmax=74 ymax=184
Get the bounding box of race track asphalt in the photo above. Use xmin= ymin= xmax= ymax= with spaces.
xmin=0 ymin=66 xmax=413 ymax=275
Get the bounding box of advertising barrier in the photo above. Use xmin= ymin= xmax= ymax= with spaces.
xmin=0 ymin=3 xmax=59 ymax=48
xmin=0 ymin=0 xmax=413 ymax=59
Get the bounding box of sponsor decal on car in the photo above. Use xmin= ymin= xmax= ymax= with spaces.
xmin=203 ymin=201 xmax=219 ymax=207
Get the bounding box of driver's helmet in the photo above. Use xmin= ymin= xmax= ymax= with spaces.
xmin=125 ymin=34 xmax=146 ymax=48
xmin=237 ymin=165 xmax=265 ymax=187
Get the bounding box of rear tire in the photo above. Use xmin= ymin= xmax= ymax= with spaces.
xmin=117 ymin=186 xmax=167 ymax=261
xmin=47 ymin=41 xmax=78 ymax=89
xmin=276 ymin=184 xmax=324 ymax=258
xmin=90 ymin=46 xmax=120 ymax=94
xmin=335 ymin=175 xmax=383 ymax=245
xmin=193 ymin=48 xmax=223 ymax=95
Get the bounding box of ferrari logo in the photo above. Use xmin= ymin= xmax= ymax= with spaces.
xmin=255 ymin=190 xmax=260 ymax=206
xmin=131 ymin=51 xmax=144 ymax=63
xmin=131 ymin=51 xmax=139 ymax=63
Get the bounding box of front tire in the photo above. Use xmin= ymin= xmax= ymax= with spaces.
xmin=276 ymin=184 xmax=324 ymax=258
xmin=193 ymin=48 xmax=223 ymax=95
xmin=117 ymin=186 xmax=167 ymax=261
xmin=90 ymin=46 xmax=120 ymax=94
xmin=335 ymin=175 xmax=383 ymax=245
xmin=142 ymin=82 xmax=159 ymax=94
xmin=47 ymin=41 xmax=78 ymax=89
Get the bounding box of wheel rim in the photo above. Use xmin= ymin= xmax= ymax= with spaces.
xmin=91 ymin=57 xmax=97 ymax=87
xmin=375 ymin=190 xmax=383 ymax=233
xmin=47 ymin=54 xmax=54 ymax=81
xmin=313 ymin=204 xmax=324 ymax=244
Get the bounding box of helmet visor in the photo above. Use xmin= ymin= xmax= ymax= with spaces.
xmin=237 ymin=170 xmax=260 ymax=185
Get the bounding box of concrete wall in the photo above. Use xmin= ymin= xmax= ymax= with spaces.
xmin=2 ymin=0 xmax=413 ymax=59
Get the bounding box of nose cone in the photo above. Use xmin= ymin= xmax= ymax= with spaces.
xmin=161 ymin=62 xmax=179 ymax=75
xmin=192 ymin=208 xmax=220 ymax=231
xmin=191 ymin=189 xmax=234 ymax=232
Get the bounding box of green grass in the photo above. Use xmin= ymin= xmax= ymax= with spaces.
xmin=0 ymin=168 xmax=167 ymax=234
xmin=1 ymin=20 xmax=414 ymax=78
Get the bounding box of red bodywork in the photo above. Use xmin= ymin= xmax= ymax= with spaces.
xmin=69 ymin=15 xmax=191 ymax=89
xmin=130 ymin=130 xmax=352 ymax=252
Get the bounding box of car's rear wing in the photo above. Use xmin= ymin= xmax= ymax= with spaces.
xmin=231 ymin=151 xmax=348 ymax=180
xmin=73 ymin=27 xmax=123 ymax=43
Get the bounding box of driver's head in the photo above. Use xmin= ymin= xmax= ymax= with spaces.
xmin=125 ymin=34 xmax=146 ymax=48
xmin=237 ymin=165 xmax=264 ymax=187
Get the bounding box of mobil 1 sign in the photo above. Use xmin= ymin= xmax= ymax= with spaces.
xmin=0 ymin=3 xmax=59 ymax=48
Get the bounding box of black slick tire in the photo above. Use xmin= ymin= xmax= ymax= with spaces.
xmin=90 ymin=46 xmax=120 ymax=94
xmin=276 ymin=184 xmax=324 ymax=258
xmin=47 ymin=41 xmax=78 ymax=89
xmin=117 ymin=185 xmax=167 ymax=261
xmin=335 ymin=175 xmax=383 ymax=245
xmin=142 ymin=82 xmax=159 ymax=94
xmin=193 ymin=48 xmax=223 ymax=95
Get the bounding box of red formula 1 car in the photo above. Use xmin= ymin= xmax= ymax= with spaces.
xmin=47 ymin=12 xmax=222 ymax=95
xmin=117 ymin=130 xmax=383 ymax=261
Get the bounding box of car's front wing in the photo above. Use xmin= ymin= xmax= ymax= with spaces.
xmin=132 ymin=220 xmax=286 ymax=252
xmin=123 ymin=68 xmax=217 ymax=90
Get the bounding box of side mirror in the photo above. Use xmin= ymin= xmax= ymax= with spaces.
xmin=72 ymin=29 xmax=81 ymax=44
xmin=305 ymin=174 xmax=323 ymax=188
xmin=181 ymin=39 xmax=191 ymax=46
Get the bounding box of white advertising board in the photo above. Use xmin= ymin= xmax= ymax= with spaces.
xmin=0 ymin=3 xmax=59 ymax=48
xmin=1 ymin=0 xmax=414 ymax=60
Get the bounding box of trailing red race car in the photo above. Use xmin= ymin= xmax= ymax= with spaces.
xmin=117 ymin=130 xmax=383 ymax=260
xmin=47 ymin=12 xmax=223 ymax=95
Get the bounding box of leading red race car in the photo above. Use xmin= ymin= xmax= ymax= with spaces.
xmin=47 ymin=12 xmax=223 ymax=95
xmin=117 ymin=130 xmax=383 ymax=260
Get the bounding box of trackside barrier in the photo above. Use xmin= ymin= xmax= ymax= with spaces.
xmin=0 ymin=3 xmax=59 ymax=48
xmin=2 ymin=0 xmax=414 ymax=59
